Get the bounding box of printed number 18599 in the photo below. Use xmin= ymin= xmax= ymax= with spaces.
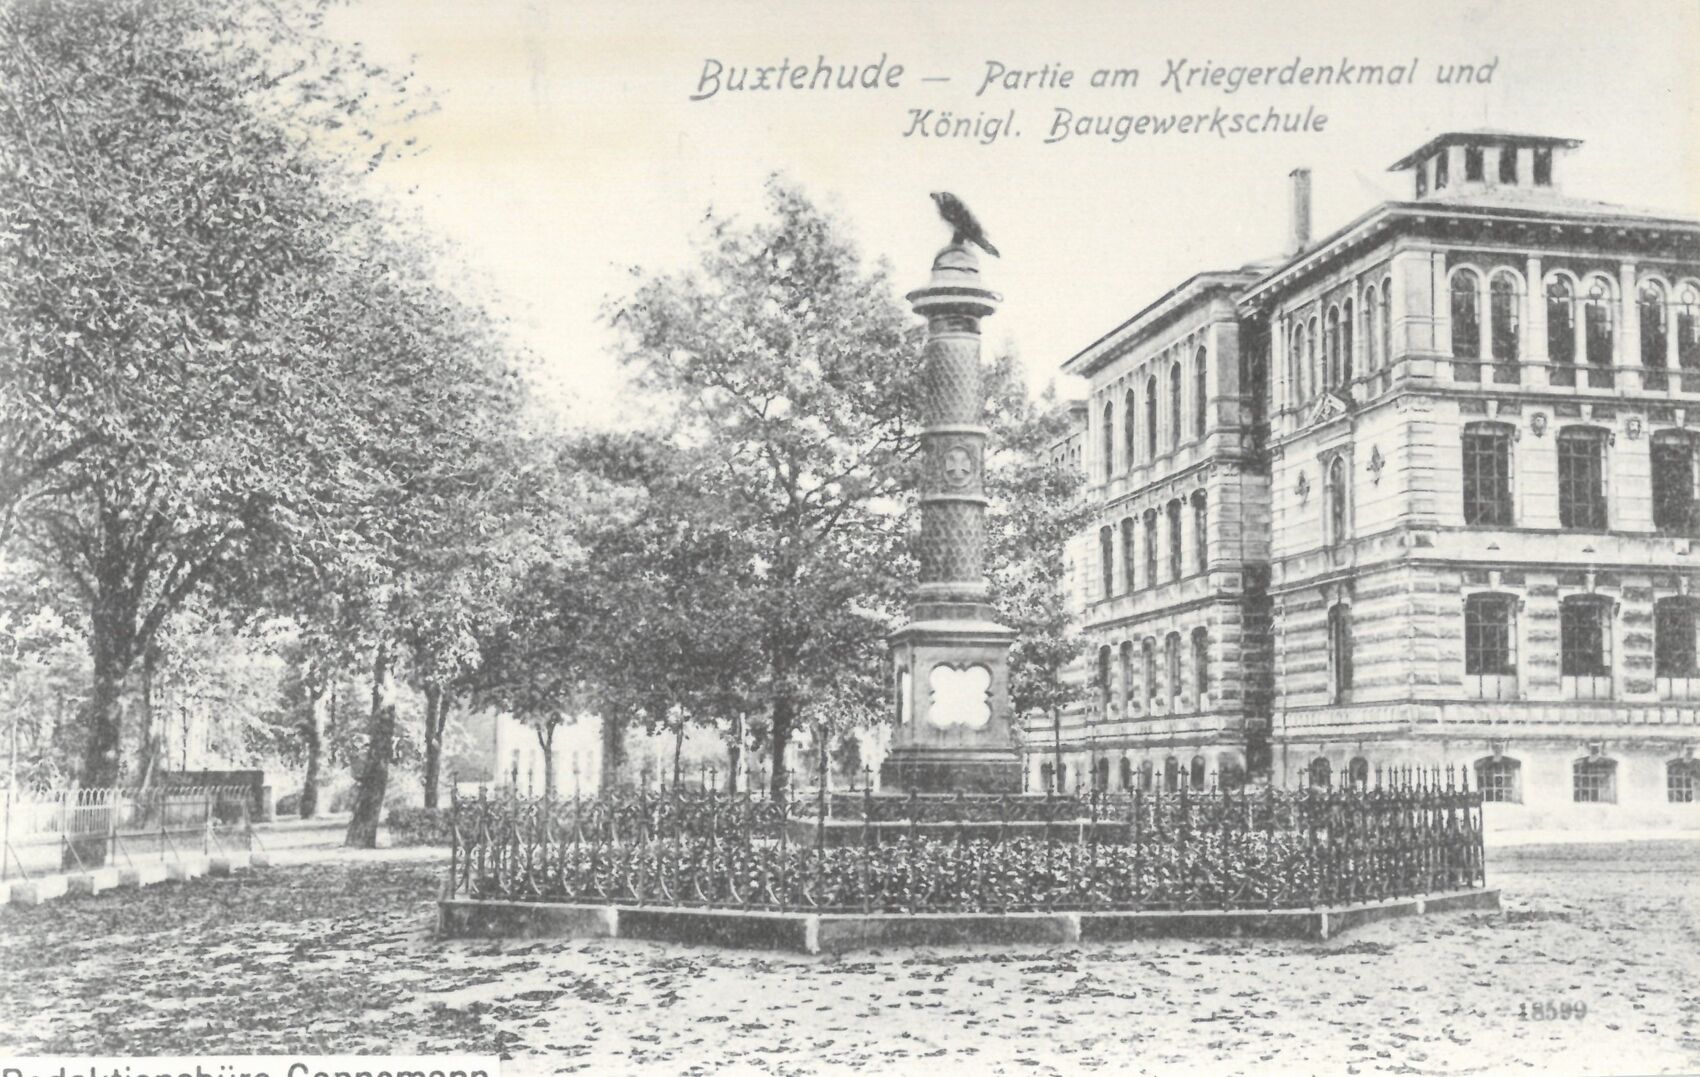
xmin=1519 ymin=1000 xmax=1587 ymax=1020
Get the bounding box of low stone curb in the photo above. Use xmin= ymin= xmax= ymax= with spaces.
xmin=437 ymin=888 xmax=1501 ymax=952
xmin=5 ymin=850 xmax=265 ymax=907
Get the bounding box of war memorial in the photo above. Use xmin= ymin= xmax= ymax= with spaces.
xmin=434 ymin=197 xmax=1498 ymax=952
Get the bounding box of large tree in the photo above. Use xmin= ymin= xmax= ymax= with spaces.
xmin=604 ymin=180 xmax=917 ymax=796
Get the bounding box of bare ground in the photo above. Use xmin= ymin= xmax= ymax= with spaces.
xmin=2 ymin=841 xmax=1698 ymax=1076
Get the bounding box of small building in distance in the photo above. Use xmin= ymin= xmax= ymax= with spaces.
xmin=1036 ymin=132 xmax=1700 ymax=831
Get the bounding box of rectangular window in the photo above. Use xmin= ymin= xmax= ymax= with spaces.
xmin=1573 ymin=760 xmax=1615 ymax=803
xmin=1557 ymin=430 xmax=1607 ymax=530
xmin=1142 ymin=639 xmax=1157 ymax=706
xmin=1651 ymin=436 xmax=1699 ymax=536
xmin=1464 ymin=145 xmax=1484 ymax=181
xmin=1561 ymin=600 xmax=1611 ymax=676
xmin=1476 ymin=759 xmax=1520 ymax=803
xmin=1462 ymin=426 xmax=1514 ymax=526
xmin=1670 ymin=763 xmax=1698 ymax=804
xmin=1465 ymin=595 xmax=1516 ymax=675
xmin=1534 ymin=147 xmax=1553 ymax=186
xmin=1656 ymin=600 xmax=1700 ymax=677
xmin=1498 ymin=146 xmax=1518 ymax=184
xmin=1434 ymin=150 xmax=1450 ymax=189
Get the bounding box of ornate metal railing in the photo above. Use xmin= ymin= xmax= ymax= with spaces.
xmin=446 ymin=768 xmax=1486 ymax=914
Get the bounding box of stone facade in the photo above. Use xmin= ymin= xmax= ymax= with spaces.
xmin=1033 ymin=132 xmax=1700 ymax=829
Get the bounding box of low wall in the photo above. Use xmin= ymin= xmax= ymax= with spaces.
xmin=438 ymin=888 xmax=1500 ymax=952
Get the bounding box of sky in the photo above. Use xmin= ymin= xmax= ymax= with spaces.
xmin=327 ymin=0 xmax=1700 ymax=428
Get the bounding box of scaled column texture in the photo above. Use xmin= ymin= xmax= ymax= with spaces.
xmin=880 ymin=243 xmax=1023 ymax=794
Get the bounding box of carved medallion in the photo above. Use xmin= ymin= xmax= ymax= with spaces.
xmin=942 ymin=445 xmax=974 ymax=488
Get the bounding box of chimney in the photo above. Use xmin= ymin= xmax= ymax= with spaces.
xmin=1289 ymin=167 xmax=1312 ymax=253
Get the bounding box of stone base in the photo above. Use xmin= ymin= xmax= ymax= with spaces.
xmin=437 ymin=888 xmax=1502 ymax=951
xmin=880 ymin=751 xmax=1023 ymax=794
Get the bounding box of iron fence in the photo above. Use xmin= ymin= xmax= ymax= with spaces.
xmin=1 ymin=784 xmax=255 ymax=880
xmin=446 ymin=766 xmax=1485 ymax=914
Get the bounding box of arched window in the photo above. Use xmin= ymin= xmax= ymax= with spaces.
xmin=1464 ymin=593 xmax=1519 ymax=699
xmin=1547 ymin=277 xmax=1577 ymax=385
xmin=1348 ymin=756 xmax=1370 ymax=790
xmin=1464 ymin=144 xmax=1484 ymax=182
xmin=1489 ymin=271 xmax=1522 ymax=382
xmin=1325 ymin=305 xmax=1341 ymax=387
xmin=1583 ymin=276 xmax=1616 ymax=388
xmin=1191 ymin=626 xmax=1209 ymax=704
xmin=1167 ymin=499 xmax=1183 ymax=580
xmin=1094 ymin=756 xmax=1110 ymax=792
xmin=1144 ymin=376 xmax=1158 ymax=458
xmin=1102 ymin=400 xmax=1115 ymax=479
xmin=1640 ymin=281 xmax=1670 ymax=391
xmin=1363 ymin=285 xmax=1381 ymax=372
xmin=1560 ymin=596 xmax=1613 ymax=700
xmin=1099 ymin=525 xmax=1114 ymax=599
xmin=1651 ymin=431 xmax=1700 ymax=536
xmin=1122 ymin=387 xmax=1138 ymax=468
xmin=1194 ymin=346 xmax=1208 ymax=438
xmin=1308 ymin=756 xmax=1332 ymax=789
xmin=1450 ymin=268 xmax=1482 ymax=379
xmin=1189 ymin=755 xmax=1206 ymax=791
xmin=1165 ymin=631 xmax=1183 ymax=710
xmin=1462 ymin=421 xmax=1515 ymax=526
xmin=1097 ymin=645 xmax=1113 ymax=716
xmin=1340 ymin=297 xmax=1355 ymax=388
xmin=1040 ymin=761 xmax=1055 ymax=791
xmin=1678 ymin=285 xmax=1700 ymax=391
xmin=1379 ymin=278 xmax=1393 ymax=370
xmin=1285 ymin=321 xmax=1298 ymax=404
xmin=1139 ymin=758 xmax=1155 ymax=792
xmin=1557 ymin=427 xmax=1609 ymax=530
xmin=1119 ymin=756 xmax=1134 ymax=792
xmin=1119 ymin=640 xmax=1135 ymax=715
xmin=1163 ymin=755 xmax=1180 ymax=793
xmin=1434 ymin=149 xmax=1449 ymax=189
xmin=1573 ymin=756 xmax=1617 ymax=804
xmin=1307 ymin=316 xmax=1321 ymax=396
xmin=1669 ymin=758 xmax=1699 ymax=803
xmin=1328 ymin=603 xmax=1352 ymax=702
xmin=1141 ymin=637 xmax=1157 ymax=707
xmin=1475 ymin=756 xmax=1522 ymax=803
xmin=1143 ymin=510 xmax=1158 ymax=589
xmin=1169 ymin=362 xmax=1183 ymax=449
xmin=1325 ymin=456 xmax=1349 ymax=548
xmin=1121 ymin=516 xmax=1138 ymax=591
xmin=1192 ymin=491 xmax=1208 ymax=573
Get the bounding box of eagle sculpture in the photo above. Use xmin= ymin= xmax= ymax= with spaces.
xmin=929 ymin=191 xmax=1000 ymax=258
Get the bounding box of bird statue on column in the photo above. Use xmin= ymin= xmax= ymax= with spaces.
xmin=929 ymin=191 xmax=1000 ymax=258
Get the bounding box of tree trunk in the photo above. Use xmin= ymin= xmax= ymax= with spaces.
xmin=345 ymin=641 xmax=396 ymax=848
xmin=599 ymin=712 xmax=626 ymax=794
xmin=67 ymin=612 xmax=134 ymax=869
xmin=135 ymin=645 xmax=159 ymax=793
xmin=536 ymin=721 xmax=558 ymax=800
xmin=299 ymin=677 xmax=326 ymax=819
xmin=768 ymin=695 xmax=796 ymax=800
xmin=725 ymin=716 xmax=742 ymax=794
xmin=422 ymin=684 xmax=444 ymax=810
xmin=672 ymin=723 xmax=685 ymax=789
